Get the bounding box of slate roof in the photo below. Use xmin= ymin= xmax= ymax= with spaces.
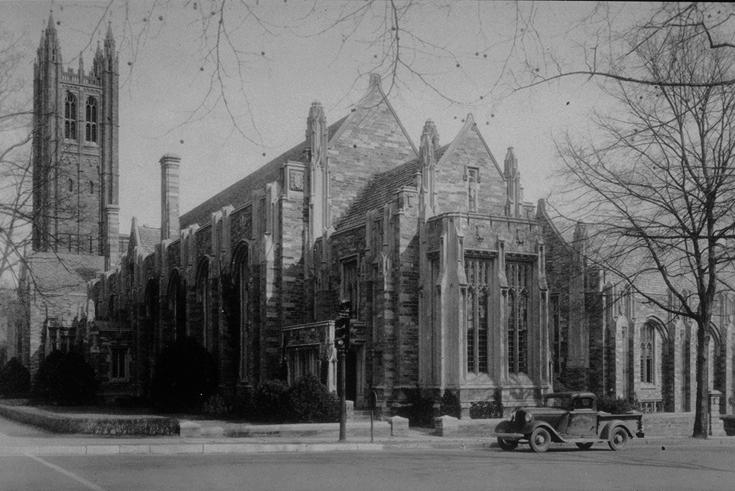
xmin=24 ymin=252 xmax=104 ymax=295
xmin=180 ymin=116 xmax=347 ymax=228
xmin=336 ymin=145 xmax=448 ymax=232
xmin=136 ymin=225 xmax=160 ymax=256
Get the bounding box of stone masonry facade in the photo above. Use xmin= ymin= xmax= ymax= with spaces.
xmin=13 ymin=19 xmax=735 ymax=418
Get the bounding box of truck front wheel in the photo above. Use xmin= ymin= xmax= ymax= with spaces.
xmin=497 ymin=437 xmax=518 ymax=451
xmin=608 ymin=426 xmax=629 ymax=451
xmin=529 ymin=427 xmax=551 ymax=453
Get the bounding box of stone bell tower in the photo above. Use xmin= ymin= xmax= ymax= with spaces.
xmin=32 ymin=13 xmax=120 ymax=268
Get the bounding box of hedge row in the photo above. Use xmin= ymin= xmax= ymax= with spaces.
xmin=203 ymin=375 xmax=340 ymax=423
xmin=0 ymin=403 xmax=179 ymax=436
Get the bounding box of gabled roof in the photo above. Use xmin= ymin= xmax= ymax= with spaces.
xmin=336 ymin=145 xmax=449 ymax=232
xmin=128 ymin=218 xmax=160 ymax=257
xmin=24 ymin=252 xmax=104 ymax=295
xmin=436 ymin=114 xmax=502 ymax=176
xmin=180 ymin=117 xmax=346 ymax=228
xmin=330 ymin=74 xmax=417 ymax=156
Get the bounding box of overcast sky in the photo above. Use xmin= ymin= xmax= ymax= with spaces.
xmin=1 ymin=1 xmax=647 ymax=231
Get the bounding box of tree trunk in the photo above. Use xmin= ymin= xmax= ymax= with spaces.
xmin=692 ymin=322 xmax=709 ymax=438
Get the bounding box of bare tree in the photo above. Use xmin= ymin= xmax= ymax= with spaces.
xmin=552 ymin=21 xmax=735 ymax=438
xmin=0 ymin=28 xmax=32 ymax=286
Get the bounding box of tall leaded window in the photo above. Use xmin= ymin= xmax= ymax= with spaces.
xmin=507 ymin=261 xmax=531 ymax=374
xmin=64 ymin=91 xmax=77 ymax=139
xmin=85 ymin=96 xmax=98 ymax=142
xmin=467 ymin=167 xmax=479 ymax=212
xmin=465 ymin=255 xmax=491 ymax=374
xmin=197 ymin=261 xmax=210 ymax=349
xmin=110 ymin=348 xmax=127 ymax=380
xmin=551 ymin=293 xmax=563 ymax=376
xmin=341 ymin=258 xmax=359 ymax=318
xmin=641 ymin=324 xmax=654 ymax=383
xmin=238 ymin=257 xmax=249 ymax=381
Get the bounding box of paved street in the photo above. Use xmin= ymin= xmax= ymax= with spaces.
xmin=1 ymin=443 xmax=734 ymax=490
xmin=2 ymin=413 xmax=735 ymax=490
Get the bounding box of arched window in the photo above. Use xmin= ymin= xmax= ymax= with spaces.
xmin=68 ymin=178 xmax=74 ymax=192
xmin=85 ymin=96 xmax=97 ymax=142
xmin=507 ymin=261 xmax=531 ymax=374
xmin=238 ymin=254 xmax=248 ymax=381
xmin=168 ymin=270 xmax=187 ymax=341
xmin=465 ymin=256 xmax=490 ymax=374
xmin=641 ymin=324 xmax=654 ymax=383
xmin=64 ymin=92 xmax=77 ymax=139
xmin=196 ymin=260 xmax=211 ymax=350
xmin=89 ymin=180 xmax=94 ymax=194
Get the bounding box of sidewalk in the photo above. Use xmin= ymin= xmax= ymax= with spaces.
xmin=1 ymin=402 xmax=733 ymax=457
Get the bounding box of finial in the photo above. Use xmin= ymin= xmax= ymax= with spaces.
xmin=421 ymin=119 xmax=439 ymax=149
xmin=369 ymin=73 xmax=382 ymax=88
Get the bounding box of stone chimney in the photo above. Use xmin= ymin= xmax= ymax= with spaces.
xmin=160 ymin=153 xmax=181 ymax=241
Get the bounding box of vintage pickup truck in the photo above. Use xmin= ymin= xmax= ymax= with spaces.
xmin=494 ymin=392 xmax=645 ymax=452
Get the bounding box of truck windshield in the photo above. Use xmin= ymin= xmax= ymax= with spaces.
xmin=545 ymin=396 xmax=571 ymax=409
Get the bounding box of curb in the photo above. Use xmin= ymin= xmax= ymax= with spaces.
xmin=0 ymin=437 xmax=732 ymax=457
xmin=0 ymin=442 xmax=385 ymax=457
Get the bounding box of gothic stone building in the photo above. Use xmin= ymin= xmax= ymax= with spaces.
xmin=88 ymin=69 xmax=557 ymax=412
xmin=17 ymin=20 xmax=735 ymax=416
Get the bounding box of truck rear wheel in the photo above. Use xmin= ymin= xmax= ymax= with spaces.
xmin=608 ymin=426 xmax=629 ymax=451
xmin=529 ymin=427 xmax=551 ymax=453
xmin=497 ymin=437 xmax=518 ymax=451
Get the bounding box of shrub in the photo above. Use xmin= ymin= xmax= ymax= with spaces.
xmin=287 ymin=374 xmax=339 ymax=422
xmin=469 ymin=400 xmax=503 ymax=419
xmin=252 ymin=379 xmax=289 ymax=421
xmin=202 ymin=393 xmax=233 ymax=417
xmin=397 ymin=387 xmax=436 ymax=427
xmin=597 ymin=395 xmax=636 ymax=413
xmin=0 ymin=358 xmax=31 ymax=397
xmin=34 ymin=351 xmax=97 ymax=405
xmin=151 ymin=337 xmax=218 ymax=412
xmin=439 ymin=390 xmax=461 ymax=418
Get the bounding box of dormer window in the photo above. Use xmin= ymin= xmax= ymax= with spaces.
xmin=64 ymin=92 xmax=77 ymax=140
xmin=85 ymin=96 xmax=97 ymax=143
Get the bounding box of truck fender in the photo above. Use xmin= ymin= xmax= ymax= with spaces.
xmin=599 ymin=420 xmax=633 ymax=440
xmin=494 ymin=420 xmax=514 ymax=434
xmin=530 ymin=422 xmax=565 ymax=443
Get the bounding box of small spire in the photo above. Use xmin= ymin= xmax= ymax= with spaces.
xmin=421 ymin=119 xmax=439 ymax=151
xmin=308 ymin=101 xmax=325 ymax=121
xmin=104 ymin=21 xmax=115 ymax=53
xmin=369 ymin=73 xmax=382 ymax=89
xmin=504 ymin=146 xmax=517 ymax=176
xmin=47 ymin=10 xmax=56 ymax=31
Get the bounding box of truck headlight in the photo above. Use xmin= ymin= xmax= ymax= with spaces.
xmin=524 ymin=412 xmax=533 ymax=423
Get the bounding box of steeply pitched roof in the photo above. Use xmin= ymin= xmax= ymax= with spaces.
xmin=435 ymin=114 xmax=502 ymax=177
xmin=137 ymin=225 xmax=160 ymax=256
xmin=336 ymin=145 xmax=448 ymax=232
xmin=180 ymin=117 xmax=347 ymax=228
xmin=24 ymin=252 xmax=104 ymax=295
